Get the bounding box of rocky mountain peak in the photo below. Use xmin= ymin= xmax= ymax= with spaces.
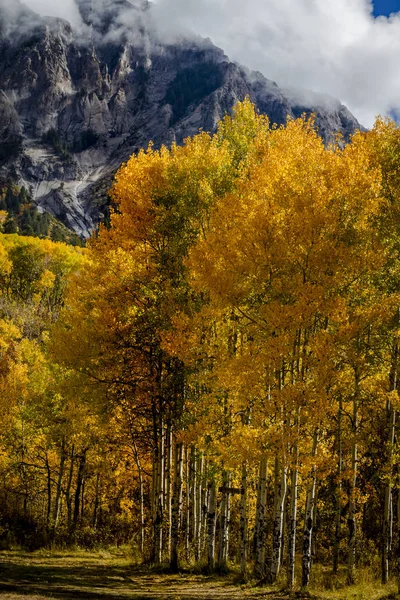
xmin=0 ymin=0 xmax=364 ymax=236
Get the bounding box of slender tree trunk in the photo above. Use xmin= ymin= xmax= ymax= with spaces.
xmin=202 ymin=463 xmax=209 ymax=554
xmin=53 ymin=439 xmax=66 ymax=532
xmin=268 ymin=456 xmax=287 ymax=583
xmin=207 ymin=480 xmax=217 ymax=572
xmin=66 ymin=445 xmax=75 ymax=531
xmin=155 ymin=417 xmax=165 ymax=564
xmin=311 ymin=487 xmax=318 ymax=560
xmin=347 ymin=372 xmax=360 ymax=585
xmin=218 ymin=473 xmax=228 ymax=569
xmin=288 ymin=462 xmax=299 ymax=590
xmin=185 ymin=445 xmax=190 ymax=561
xmin=382 ymin=405 xmax=395 ymax=584
xmin=302 ymin=430 xmax=318 ymax=588
xmin=73 ymin=448 xmax=87 ymax=530
xmin=383 ymin=340 xmax=398 ymax=584
xmin=151 ymin=442 xmax=158 ymax=561
xmin=171 ymin=441 xmax=183 ymax=571
xmin=93 ymin=473 xmax=100 ymax=528
xmin=191 ymin=448 xmax=198 ymax=548
xmin=196 ymin=453 xmax=204 ymax=562
xmin=166 ymin=424 xmax=173 ymax=556
xmin=240 ymin=462 xmax=248 ymax=578
xmin=218 ymin=472 xmax=231 ymax=569
xmin=131 ymin=436 xmax=145 ymax=556
xmin=45 ymin=452 xmax=52 ymax=529
xmin=151 ymin=397 xmax=158 ymax=563
xmin=389 ymin=490 xmax=393 ymax=553
xmin=21 ymin=419 xmax=28 ymax=517
xmin=255 ymin=457 xmax=268 ymax=578
xmin=397 ymin=488 xmax=400 ymax=594
xmin=333 ymin=398 xmax=343 ymax=574
xmin=80 ymin=477 xmax=85 ymax=520
xmin=151 ymin=445 xmax=158 ymax=539
xmin=225 ymin=474 xmax=231 ymax=561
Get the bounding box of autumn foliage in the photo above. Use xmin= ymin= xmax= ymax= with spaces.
xmin=3 ymin=101 xmax=400 ymax=591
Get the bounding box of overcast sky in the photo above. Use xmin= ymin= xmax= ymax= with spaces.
xmin=22 ymin=0 xmax=400 ymax=127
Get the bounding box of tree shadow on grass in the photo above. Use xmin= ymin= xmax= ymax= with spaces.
xmin=0 ymin=554 xmax=288 ymax=600
xmin=0 ymin=559 xmax=137 ymax=599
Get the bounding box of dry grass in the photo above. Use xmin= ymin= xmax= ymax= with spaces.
xmin=0 ymin=549 xmax=398 ymax=600
xmin=0 ymin=548 xmax=277 ymax=599
xmin=307 ymin=564 xmax=398 ymax=600
xmin=0 ymin=596 xmax=49 ymax=600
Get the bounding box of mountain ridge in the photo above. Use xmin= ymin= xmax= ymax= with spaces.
xmin=0 ymin=0 xmax=363 ymax=236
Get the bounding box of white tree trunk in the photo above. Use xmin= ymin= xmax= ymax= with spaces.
xmin=397 ymin=487 xmax=400 ymax=594
xmin=254 ymin=457 xmax=268 ymax=578
xmin=218 ymin=472 xmax=230 ymax=569
xmin=333 ymin=398 xmax=342 ymax=574
xmin=347 ymin=373 xmax=359 ymax=585
xmin=185 ymin=445 xmax=190 ymax=561
xmin=171 ymin=441 xmax=183 ymax=571
xmin=202 ymin=467 xmax=209 ymax=554
xmin=166 ymin=424 xmax=173 ymax=556
xmin=288 ymin=463 xmax=299 ymax=590
xmin=195 ymin=453 xmax=204 ymax=562
xmin=240 ymin=463 xmax=248 ymax=578
xmin=207 ymin=480 xmax=217 ymax=572
xmin=191 ymin=447 xmax=197 ymax=552
xmin=269 ymin=457 xmax=287 ymax=583
xmin=53 ymin=438 xmax=66 ymax=531
xmin=155 ymin=418 xmax=165 ymax=564
xmin=302 ymin=430 xmax=318 ymax=588
xmin=383 ymin=340 xmax=398 ymax=584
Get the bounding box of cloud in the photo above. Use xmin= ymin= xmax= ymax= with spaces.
xmin=152 ymin=0 xmax=400 ymax=127
xmin=20 ymin=0 xmax=400 ymax=127
xmin=21 ymin=0 xmax=82 ymax=25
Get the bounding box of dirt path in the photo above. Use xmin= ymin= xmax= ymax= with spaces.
xmin=0 ymin=550 xmax=289 ymax=600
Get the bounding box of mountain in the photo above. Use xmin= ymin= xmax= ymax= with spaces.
xmin=0 ymin=0 xmax=363 ymax=236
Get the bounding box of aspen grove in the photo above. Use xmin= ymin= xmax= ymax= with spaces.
xmin=3 ymin=99 xmax=400 ymax=589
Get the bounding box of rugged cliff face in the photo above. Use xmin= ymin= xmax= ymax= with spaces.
xmin=0 ymin=0 xmax=363 ymax=236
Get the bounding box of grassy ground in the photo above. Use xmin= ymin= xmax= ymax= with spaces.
xmin=0 ymin=548 xmax=398 ymax=600
xmin=307 ymin=565 xmax=398 ymax=600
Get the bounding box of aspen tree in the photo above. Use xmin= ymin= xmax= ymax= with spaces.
xmin=333 ymin=398 xmax=343 ymax=574
xmin=382 ymin=338 xmax=398 ymax=583
xmin=191 ymin=447 xmax=198 ymax=551
xmin=42 ymin=101 xmax=400 ymax=577
xmin=171 ymin=441 xmax=183 ymax=571
xmin=165 ymin=424 xmax=172 ymax=555
xmin=240 ymin=461 xmax=248 ymax=578
xmin=53 ymin=437 xmax=66 ymax=531
xmin=288 ymin=444 xmax=299 ymax=590
xmin=347 ymin=367 xmax=361 ymax=584
xmin=269 ymin=457 xmax=287 ymax=583
xmin=195 ymin=453 xmax=204 ymax=561
xmin=302 ymin=431 xmax=319 ymax=588
xmin=254 ymin=457 xmax=268 ymax=578
xmin=218 ymin=472 xmax=230 ymax=569
xmin=207 ymin=479 xmax=217 ymax=572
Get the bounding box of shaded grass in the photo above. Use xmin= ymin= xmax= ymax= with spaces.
xmin=0 ymin=549 xmax=398 ymax=600
xmin=307 ymin=564 xmax=398 ymax=600
xmin=0 ymin=548 xmax=276 ymax=599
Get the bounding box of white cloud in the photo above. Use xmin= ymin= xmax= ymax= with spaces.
xmin=22 ymin=0 xmax=82 ymax=25
xmin=22 ymin=0 xmax=400 ymax=127
xmin=153 ymin=0 xmax=400 ymax=127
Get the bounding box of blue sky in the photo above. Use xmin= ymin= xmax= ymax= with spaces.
xmin=373 ymin=1 xmax=400 ymax=16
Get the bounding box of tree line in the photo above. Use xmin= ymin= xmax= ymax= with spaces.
xmin=2 ymin=100 xmax=400 ymax=591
